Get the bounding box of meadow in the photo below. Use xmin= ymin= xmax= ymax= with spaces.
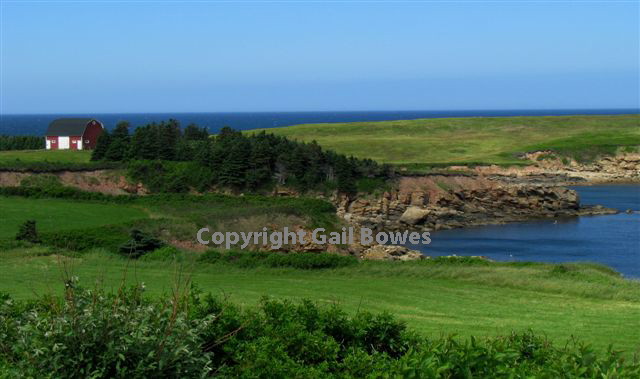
xmin=247 ymin=114 xmax=640 ymax=165
xmin=0 ymin=247 xmax=638 ymax=354
xmin=0 ymin=196 xmax=147 ymax=239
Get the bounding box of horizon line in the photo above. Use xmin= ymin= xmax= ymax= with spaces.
xmin=2 ymin=107 xmax=639 ymax=117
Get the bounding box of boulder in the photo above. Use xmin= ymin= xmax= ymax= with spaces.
xmin=360 ymin=245 xmax=425 ymax=261
xmin=399 ymin=206 xmax=430 ymax=225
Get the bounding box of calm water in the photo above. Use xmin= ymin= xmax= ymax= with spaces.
xmin=408 ymin=185 xmax=640 ymax=278
xmin=1 ymin=109 xmax=637 ymax=135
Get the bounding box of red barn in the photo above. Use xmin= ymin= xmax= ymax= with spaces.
xmin=45 ymin=118 xmax=104 ymax=150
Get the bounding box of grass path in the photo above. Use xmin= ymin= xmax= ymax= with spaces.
xmin=1 ymin=252 xmax=638 ymax=353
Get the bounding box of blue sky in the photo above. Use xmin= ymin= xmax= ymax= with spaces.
xmin=1 ymin=1 xmax=638 ymax=113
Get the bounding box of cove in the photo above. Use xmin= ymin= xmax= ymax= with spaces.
xmin=408 ymin=185 xmax=640 ymax=278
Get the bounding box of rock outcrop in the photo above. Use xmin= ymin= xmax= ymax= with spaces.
xmin=468 ymin=152 xmax=640 ymax=184
xmin=335 ymin=176 xmax=617 ymax=232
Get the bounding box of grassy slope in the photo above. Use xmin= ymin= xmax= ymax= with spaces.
xmin=0 ymin=250 xmax=638 ymax=353
xmin=0 ymin=196 xmax=147 ymax=239
xmin=247 ymin=114 xmax=640 ymax=165
xmin=0 ymin=149 xmax=91 ymax=164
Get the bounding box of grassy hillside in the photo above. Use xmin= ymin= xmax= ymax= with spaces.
xmin=247 ymin=114 xmax=640 ymax=165
xmin=0 ymin=249 xmax=638 ymax=353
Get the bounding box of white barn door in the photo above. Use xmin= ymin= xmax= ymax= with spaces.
xmin=59 ymin=136 xmax=70 ymax=149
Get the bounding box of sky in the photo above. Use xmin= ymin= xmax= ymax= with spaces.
xmin=0 ymin=0 xmax=638 ymax=114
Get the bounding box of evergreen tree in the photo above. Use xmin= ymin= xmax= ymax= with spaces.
xmin=218 ymin=138 xmax=250 ymax=188
xmin=184 ymin=124 xmax=209 ymax=140
xmin=247 ymin=137 xmax=273 ymax=189
xmin=129 ymin=125 xmax=157 ymax=160
xmin=335 ymin=156 xmax=357 ymax=196
xmin=16 ymin=220 xmax=39 ymax=243
xmin=91 ymin=130 xmax=111 ymax=161
xmin=158 ymin=120 xmax=181 ymax=160
xmin=104 ymin=121 xmax=130 ymax=161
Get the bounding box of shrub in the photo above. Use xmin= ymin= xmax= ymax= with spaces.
xmin=263 ymin=252 xmax=357 ymax=269
xmin=15 ymin=220 xmax=39 ymax=243
xmin=0 ymin=185 xmax=132 ymax=203
xmin=198 ymin=250 xmax=357 ymax=269
xmin=0 ymin=135 xmax=44 ymax=150
xmin=40 ymin=225 xmax=131 ymax=252
xmin=119 ymin=229 xmax=165 ymax=259
xmin=140 ymin=246 xmax=184 ymax=262
xmin=0 ymin=281 xmax=212 ymax=378
xmin=1 ymin=282 xmax=638 ymax=378
xmin=0 ymin=161 xmax=121 ymax=172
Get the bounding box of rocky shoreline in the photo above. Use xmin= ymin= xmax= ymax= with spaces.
xmin=335 ymin=180 xmax=619 ymax=234
xmin=328 ymin=153 xmax=638 ymax=260
xmin=0 ymin=152 xmax=637 ymax=261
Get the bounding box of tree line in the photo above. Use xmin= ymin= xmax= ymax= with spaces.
xmin=0 ymin=135 xmax=44 ymax=151
xmin=91 ymin=120 xmax=389 ymax=194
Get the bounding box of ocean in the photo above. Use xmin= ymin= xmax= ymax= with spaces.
xmin=1 ymin=109 xmax=637 ymax=136
xmin=408 ymin=185 xmax=640 ymax=278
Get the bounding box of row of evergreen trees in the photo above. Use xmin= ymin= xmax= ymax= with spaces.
xmin=0 ymin=135 xmax=44 ymax=151
xmin=91 ymin=120 xmax=388 ymax=193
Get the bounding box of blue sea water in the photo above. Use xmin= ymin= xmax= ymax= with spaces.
xmin=408 ymin=185 xmax=640 ymax=278
xmin=1 ymin=109 xmax=637 ymax=135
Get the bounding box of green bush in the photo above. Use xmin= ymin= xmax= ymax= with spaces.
xmin=0 ymin=161 xmax=121 ymax=172
xmin=0 ymin=135 xmax=44 ymax=151
xmin=2 ymin=282 xmax=637 ymax=378
xmin=15 ymin=220 xmax=39 ymax=243
xmin=140 ymin=246 xmax=184 ymax=262
xmin=119 ymin=229 xmax=165 ymax=259
xmin=198 ymin=250 xmax=358 ymax=269
xmin=0 ymin=281 xmax=212 ymax=378
xmin=0 ymin=185 xmax=132 ymax=203
xmin=40 ymin=225 xmax=131 ymax=252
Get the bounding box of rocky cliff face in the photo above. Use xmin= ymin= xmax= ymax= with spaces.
xmin=335 ymin=176 xmax=615 ymax=233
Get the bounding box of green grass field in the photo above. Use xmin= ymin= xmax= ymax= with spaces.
xmin=0 ymin=196 xmax=147 ymax=239
xmin=247 ymin=114 xmax=640 ymax=165
xmin=0 ymin=195 xmax=638 ymax=354
xmin=0 ymin=149 xmax=91 ymax=164
xmin=0 ymin=249 xmax=638 ymax=353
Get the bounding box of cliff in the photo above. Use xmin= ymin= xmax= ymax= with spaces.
xmin=335 ymin=175 xmax=617 ymax=233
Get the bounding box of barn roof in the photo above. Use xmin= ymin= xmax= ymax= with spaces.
xmin=46 ymin=118 xmax=100 ymax=136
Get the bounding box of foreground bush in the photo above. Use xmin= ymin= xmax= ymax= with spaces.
xmin=0 ymin=280 xmax=638 ymax=378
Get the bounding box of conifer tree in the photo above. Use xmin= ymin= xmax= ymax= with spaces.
xmin=105 ymin=121 xmax=130 ymax=161
xmin=91 ymin=130 xmax=111 ymax=161
xmin=218 ymin=138 xmax=250 ymax=188
xmin=184 ymin=124 xmax=209 ymax=140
